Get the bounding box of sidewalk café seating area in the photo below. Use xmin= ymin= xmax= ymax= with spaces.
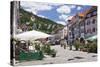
xmin=13 ymin=30 xmax=97 ymax=62
xmin=14 ymin=39 xmax=57 ymax=61
xmin=13 ymin=39 xmax=44 ymax=61
xmin=13 ymin=30 xmax=52 ymax=61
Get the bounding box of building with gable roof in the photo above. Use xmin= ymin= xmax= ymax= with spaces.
xmin=67 ymin=6 xmax=97 ymax=45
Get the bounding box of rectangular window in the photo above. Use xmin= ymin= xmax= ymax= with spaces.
xmin=93 ymin=11 xmax=97 ymax=15
xmin=87 ymin=29 xmax=91 ymax=33
xmin=87 ymin=20 xmax=90 ymax=25
xmin=87 ymin=13 xmax=91 ymax=17
xmin=69 ymin=32 xmax=71 ymax=36
xmin=92 ymin=19 xmax=96 ymax=24
xmin=81 ymin=29 xmax=84 ymax=33
xmin=80 ymin=22 xmax=84 ymax=26
xmin=92 ymin=28 xmax=96 ymax=32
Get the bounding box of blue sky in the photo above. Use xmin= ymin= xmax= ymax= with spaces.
xmin=21 ymin=2 xmax=91 ymax=25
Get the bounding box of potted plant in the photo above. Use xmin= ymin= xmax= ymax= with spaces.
xmin=64 ymin=44 xmax=66 ymax=49
xmin=88 ymin=41 xmax=97 ymax=53
xmin=74 ymin=39 xmax=80 ymax=51
xmin=35 ymin=43 xmax=40 ymax=51
xmin=41 ymin=45 xmax=47 ymax=53
xmin=46 ymin=44 xmax=51 ymax=55
xmin=50 ymin=49 xmax=56 ymax=57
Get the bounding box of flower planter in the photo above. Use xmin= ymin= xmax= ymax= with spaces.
xmin=51 ymin=53 xmax=56 ymax=57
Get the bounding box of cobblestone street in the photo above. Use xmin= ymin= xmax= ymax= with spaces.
xmin=15 ymin=45 xmax=97 ymax=66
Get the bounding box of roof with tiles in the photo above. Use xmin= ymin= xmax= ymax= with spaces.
xmin=67 ymin=6 xmax=97 ymax=27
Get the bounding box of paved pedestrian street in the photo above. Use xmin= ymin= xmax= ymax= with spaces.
xmin=15 ymin=45 xmax=97 ymax=66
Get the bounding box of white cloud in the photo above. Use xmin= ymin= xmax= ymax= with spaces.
xmin=56 ymin=21 xmax=66 ymax=25
xmin=77 ymin=6 xmax=82 ymax=10
xmin=24 ymin=8 xmax=32 ymax=12
xmin=67 ymin=16 xmax=73 ymax=20
xmin=21 ymin=2 xmax=53 ymax=14
xmin=37 ymin=15 xmax=47 ymax=18
xmin=65 ymin=16 xmax=74 ymax=22
xmin=59 ymin=14 xmax=69 ymax=21
xmin=70 ymin=5 xmax=76 ymax=9
xmin=58 ymin=14 xmax=74 ymax=22
xmin=24 ymin=8 xmax=37 ymax=15
xmin=47 ymin=3 xmax=62 ymax=6
xmin=57 ymin=5 xmax=71 ymax=14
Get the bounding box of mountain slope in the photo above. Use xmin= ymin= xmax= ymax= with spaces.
xmin=19 ymin=8 xmax=64 ymax=34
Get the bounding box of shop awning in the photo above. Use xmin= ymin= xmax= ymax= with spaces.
xmin=86 ymin=35 xmax=97 ymax=41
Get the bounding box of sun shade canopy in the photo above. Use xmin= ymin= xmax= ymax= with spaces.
xmin=14 ymin=30 xmax=51 ymax=40
xmin=86 ymin=35 xmax=97 ymax=41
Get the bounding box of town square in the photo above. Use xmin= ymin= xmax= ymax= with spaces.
xmin=10 ymin=1 xmax=97 ymax=66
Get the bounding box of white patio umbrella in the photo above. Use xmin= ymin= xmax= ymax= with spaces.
xmin=14 ymin=30 xmax=51 ymax=40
